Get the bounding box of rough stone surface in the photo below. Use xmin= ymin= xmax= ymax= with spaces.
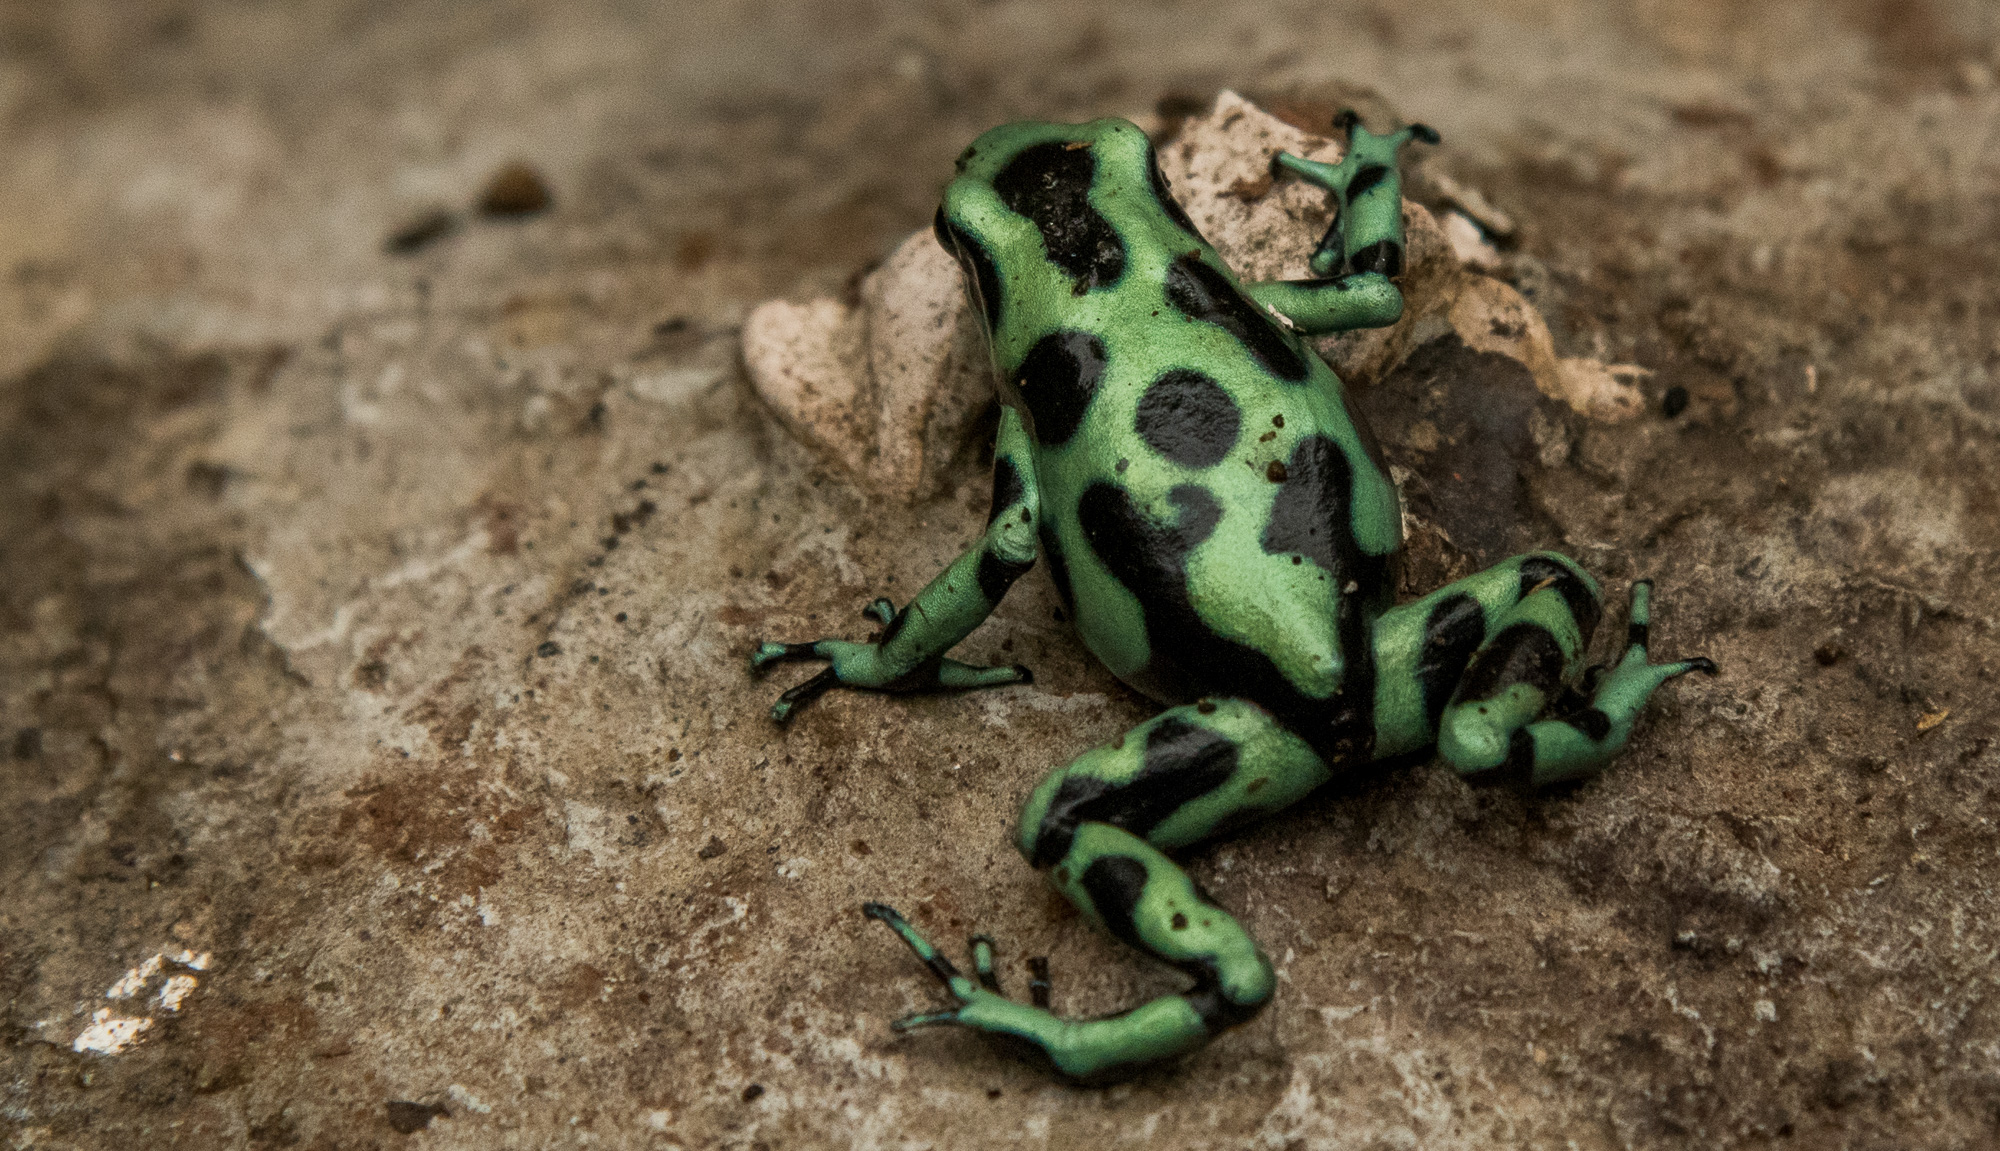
xmin=745 ymin=230 xmax=993 ymax=501
xmin=5 ymin=3 xmax=2000 ymax=1149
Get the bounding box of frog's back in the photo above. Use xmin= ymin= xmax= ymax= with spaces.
xmin=934 ymin=118 xmax=1402 ymax=746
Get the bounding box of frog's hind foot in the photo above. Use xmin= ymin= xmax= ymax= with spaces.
xmin=1442 ymin=576 xmax=1715 ymax=788
xmin=863 ymin=825 xmax=1278 ymax=1081
xmin=862 ymin=902 xmax=990 ymax=1031
xmin=864 ymin=899 xmax=1191 ymax=1081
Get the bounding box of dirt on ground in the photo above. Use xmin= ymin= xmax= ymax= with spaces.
xmin=4 ymin=2 xmax=2000 ymax=1148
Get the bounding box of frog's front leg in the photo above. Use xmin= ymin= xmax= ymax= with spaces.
xmin=1244 ymin=114 xmax=1438 ymax=335
xmin=1370 ymin=553 xmax=1716 ymax=787
xmin=869 ymin=699 xmax=1332 ymax=1081
xmin=750 ymin=407 xmax=1040 ymax=722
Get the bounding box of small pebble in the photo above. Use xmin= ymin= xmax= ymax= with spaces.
xmin=385 ymin=208 xmax=460 ymax=254
xmin=479 ymin=162 xmax=553 ymax=217
xmin=1661 ymin=385 xmax=1690 ymax=418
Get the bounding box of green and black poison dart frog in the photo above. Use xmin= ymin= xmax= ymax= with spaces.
xmin=751 ymin=112 xmax=1716 ymax=1080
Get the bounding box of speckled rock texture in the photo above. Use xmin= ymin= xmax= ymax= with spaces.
xmin=4 ymin=3 xmax=2000 ymax=1149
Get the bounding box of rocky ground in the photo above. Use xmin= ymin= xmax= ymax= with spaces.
xmin=4 ymin=2 xmax=2000 ymax=1148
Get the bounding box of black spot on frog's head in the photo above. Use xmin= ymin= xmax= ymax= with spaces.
xmin=934 ymin=205 xmax=1004 ymax=335
xmin=991 ymin=141 xmax=1127 ymax=293
xmin=1009 ymin=330 xmax=1106 ymax=447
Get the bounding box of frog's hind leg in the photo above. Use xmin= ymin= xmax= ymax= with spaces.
xmin=750 ymin=407 xmax=1042 ymax=722
xmin=868 ymin=699 xmax=1330 ymax=1080
xmin=1371 ymin=553 xmax=1714 ymax=787
xmin=1245 ymin=114 xmax=1438 ymax=335
xmin=1488 ymin=579 xmax=1716 ymax=785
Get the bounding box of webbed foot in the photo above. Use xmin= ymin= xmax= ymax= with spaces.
xmin=1513 ymin=579 xmax=1716 ymax=787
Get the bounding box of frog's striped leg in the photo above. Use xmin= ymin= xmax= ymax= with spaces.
xmin=1245 ymin=115 xmax=1438 ymax=335
xmin=869 ymin=699 xmax=1328 ymax=1080
xmin=751 ymin=408 xmax=1040 ymax=722
xmin=1370 ymin=553 xmax=1713 ymax=786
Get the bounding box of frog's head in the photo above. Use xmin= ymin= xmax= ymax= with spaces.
xmin=931 ymin=118 xmax=1203 ymax=346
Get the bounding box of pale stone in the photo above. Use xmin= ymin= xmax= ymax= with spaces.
xmin=743 ymin=233 xmax=991 ymax=500
xmin=1555 ymin=357 xmax=1650 ymax=421
xmin=742 ymin=296 xmax=869 ymax=478
xmin=1449 ymin=273 xmax=1561 ymax=386
xmin=1443 ymin=209 xmax=1504 ymax=271
xmin=1429 ymin=169 xmax=1518 ymax=240
xmin=859 ymin=230 xmax=995 ymax=498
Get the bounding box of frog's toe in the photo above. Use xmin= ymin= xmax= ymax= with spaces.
xmin=864 ymin=902 xmax=978 ymax=1000
xmin=891 ymin=1010 xmax=964 ymax=1032
xmin=970 ymin=933 xmax=1002 ymax=993
xmin=936 ymin=659 xmax=1033 ymax=690
xmin=864 ymin=598 xmax=898 ymax=626
xmin=769 ymin=667 xmax=840 ymax=723
xmin=750 ymin=640 xmax=819 ymax=673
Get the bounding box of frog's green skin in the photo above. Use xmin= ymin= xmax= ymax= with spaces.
xmin=752 ymin=114 xmax=1715 ymax=1081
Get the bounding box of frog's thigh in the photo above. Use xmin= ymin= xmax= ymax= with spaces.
xmin=1369 ymin=552 xmax=1601 ymax=760
xmin=1017 ymin=698 xmax=1333 ymax=867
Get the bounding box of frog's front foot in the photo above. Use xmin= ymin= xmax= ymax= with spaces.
xmin=864 ymin=903 xmax=1038 ymax=1027
xmin=749 ymin=599 xmax=1031 ymax=724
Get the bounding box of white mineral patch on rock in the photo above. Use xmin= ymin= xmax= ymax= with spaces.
xmin=742 ymin=90 xmax=1644 ymax=502
xmin=72 ymin=1009 xmax=152 ymax=1055
xmin=156 ymin=974 xmax=199 ymax=1012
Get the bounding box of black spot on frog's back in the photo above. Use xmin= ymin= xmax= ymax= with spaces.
xmin=1163 ymin=253 xmax=1308 ymax=382
xmin=1076 ymin=480 xmax=1374 ymax=760
xmin=1134 ymin=368 xmax=1240 ymax=469
xmin=993 ymin=141 xmax=1126 ymax=293
xmin=1011 ymin=330 xmax=1106 ymax=447
xmin=1261 ymin=435 xmax=1362 ymax=577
